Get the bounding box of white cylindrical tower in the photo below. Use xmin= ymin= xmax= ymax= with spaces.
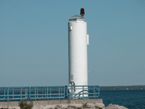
xmin=68 ymin=9 xmax=89 ymax=90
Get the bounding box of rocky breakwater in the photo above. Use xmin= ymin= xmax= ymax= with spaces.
xmin=0 ymin=99 xmax=128 ymax=109
xmin=104 ymin=104 xmax=128 ymax=109
xmin=32 ymin=103 xmax=128 ymax=109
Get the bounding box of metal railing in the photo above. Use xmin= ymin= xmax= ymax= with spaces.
xmin=0 ymin=85 xmax=99 ymax=101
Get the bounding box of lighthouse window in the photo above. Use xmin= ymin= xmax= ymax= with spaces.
xmin=71 ymin=75 xmax=73 ymax=79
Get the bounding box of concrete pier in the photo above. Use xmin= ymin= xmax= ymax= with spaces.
xmin=0 ymin=99 xmax=104 ymax=109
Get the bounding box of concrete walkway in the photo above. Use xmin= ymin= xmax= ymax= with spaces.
xmin=0 ymin=99 xmax=128 ymax=109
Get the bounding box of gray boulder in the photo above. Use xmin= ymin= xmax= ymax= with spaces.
xmin=95 ymin=103 xmax=105 ymax=108
xmin=105 ymin=104 xmax=128 ymax=109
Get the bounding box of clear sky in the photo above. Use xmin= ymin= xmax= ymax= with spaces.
xmin=0 ymin=0 xmax=145 ymax=86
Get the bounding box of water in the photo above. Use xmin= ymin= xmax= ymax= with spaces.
xmin=98 ymin=90 xmax=145 ymax=109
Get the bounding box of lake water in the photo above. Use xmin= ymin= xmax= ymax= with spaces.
xmin=98 ymin=90 xmax=145 ymax=109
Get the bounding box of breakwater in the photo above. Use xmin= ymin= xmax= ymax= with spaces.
xmin=0 ymin=99 xmax=104 ymax=109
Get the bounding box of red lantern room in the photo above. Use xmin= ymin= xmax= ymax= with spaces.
xmin=80 ymin=8 xmax=85 ymax=16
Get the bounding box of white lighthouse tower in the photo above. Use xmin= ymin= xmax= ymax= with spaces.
xmin=68 ymin=8 xmax=89 ymax=89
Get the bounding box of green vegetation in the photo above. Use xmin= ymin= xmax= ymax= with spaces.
xmin=82 ymin=103 xmax=90 ymax=108
xmin=18 ymin=100 xmax=33 ymax=109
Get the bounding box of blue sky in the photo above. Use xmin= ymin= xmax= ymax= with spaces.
xmin=0 ymin=0 xmax=145 ymax=86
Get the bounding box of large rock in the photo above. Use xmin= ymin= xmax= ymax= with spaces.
xmin=87 ymin=103 xmax=95 ymax=107
xmin=32 ymin=105 xmax=44 ymax=109
xmin=55 ymin=104 xmax=69 ymax=109
xmin=68 ymin=104 xmax=83 ymax=108
xmin=105 ymin=104 xmax=128 ymax=109
xmin=95 ymin=103 xmax=105 ymax=108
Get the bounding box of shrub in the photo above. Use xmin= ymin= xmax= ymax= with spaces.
xmin=82 ymin=103 xmax=90 ymax=108
xmin=18 ymin=100 xmax=33 ymax=109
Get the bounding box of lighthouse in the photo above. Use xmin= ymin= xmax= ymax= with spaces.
xmin=68 ymin=8 xmax=89 ymax=88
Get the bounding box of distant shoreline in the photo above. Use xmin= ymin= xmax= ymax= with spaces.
xmin=100 ymin=85 xmax=145 ymax=90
